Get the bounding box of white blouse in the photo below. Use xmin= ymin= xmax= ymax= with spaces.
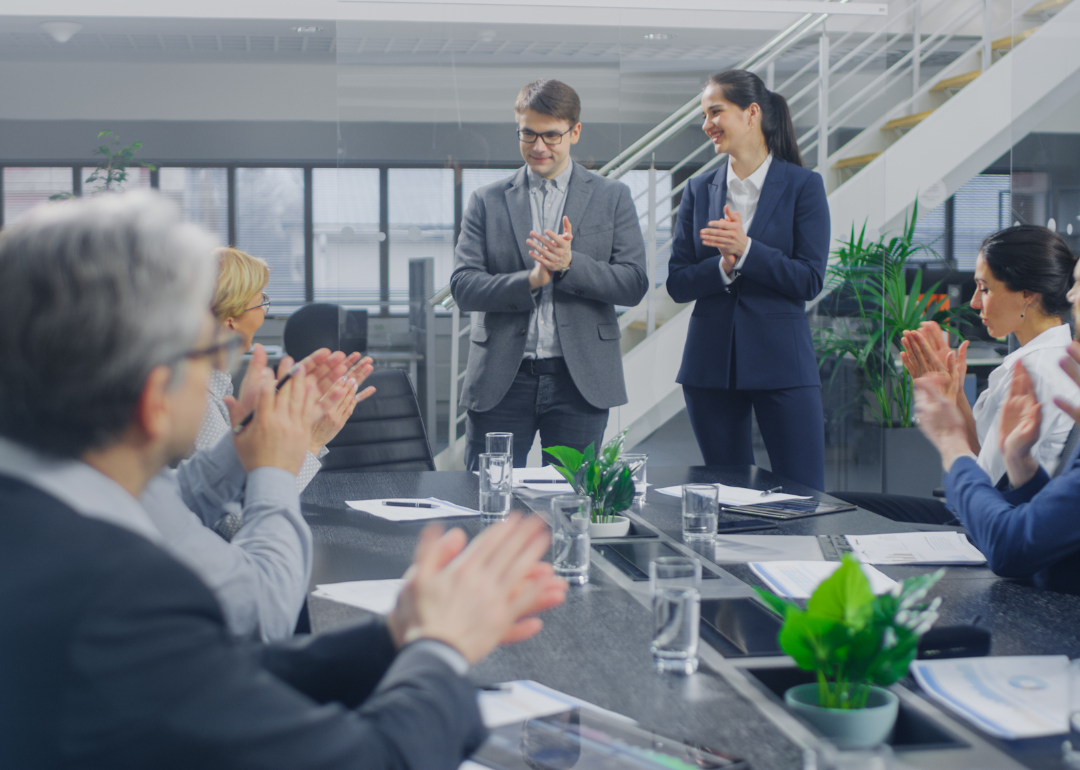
xmin=972 ymin=324 xmax=1075 ymax=484
xmin=718 ymin=153 xmax=774 ymax=286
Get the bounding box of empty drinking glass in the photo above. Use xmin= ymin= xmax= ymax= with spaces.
xmin=485 ymin=432 xmax=514 ymax=467
xmin=623 ymin=453 xmax=648 ymax=500
xmin=682 ymin=484 xmax=719 ymax=543
xmin=479 ymin=453 xmax=512 ymax=522
xmin=551 ymin=494 xmax=591 ymax=586
xmin=649 ymin=556 xmax=702 ymax=674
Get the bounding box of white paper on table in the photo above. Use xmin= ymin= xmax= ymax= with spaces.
xmin=656 ymin=483 xmax=810 ymax=506
xmin=911 ymin=656 xmax=1071 ymax=739
xmin=345 ymin=497 xmax=480 ymax=521
xmin=477 ymin=680 xmax=635 ymax=729
xmin=311 ymin=579 xmax=403 ymax=614
xmin=473 ymin=465 xmax=576 ymax=492
xmin=845 ymin=531 xmax=987 ymax=566
xmin=714 ymin=535 xmax=825 ymax=563
xmin=750 ymin=560 xmax=897 ymax=599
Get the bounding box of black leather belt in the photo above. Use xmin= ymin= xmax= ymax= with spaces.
xmin=519 ymin=357 xmax=566 ymax=375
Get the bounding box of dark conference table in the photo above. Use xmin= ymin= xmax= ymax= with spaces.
xmin=301 ymin=465 xmax=1080 ymax=770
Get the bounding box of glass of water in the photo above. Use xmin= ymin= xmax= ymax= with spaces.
xmin=479 ymin=453 xmax=512 ymax=522
xmin=485 ymin=432 xmax=514 ymax=467
xmin=623 ymin=453 xmax=648 ymax=500
xmin=682 ymin=484 xmax=719 ymax=542
xmin=649 ymin=556 xmax=702 ymax=674
xmin=551 ymin=494 xmax=591 ymax=586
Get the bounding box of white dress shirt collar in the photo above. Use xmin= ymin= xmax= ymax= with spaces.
xmin=726 ymin=152 xmax=773 ymax=197
xmin=527 ymin=161 xmax=573 ymax=194
xmin=1008 ymin=323 xmax=1072 ymax=361
xmin=0 ymin=436 xmax=162 ymax=543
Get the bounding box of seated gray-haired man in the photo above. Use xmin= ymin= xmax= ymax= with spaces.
xmin=0 ymin=192 xmax=566 ymax=769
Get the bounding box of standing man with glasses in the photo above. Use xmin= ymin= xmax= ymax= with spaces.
xmin=451 ymin=79 xmax=648 ymax=469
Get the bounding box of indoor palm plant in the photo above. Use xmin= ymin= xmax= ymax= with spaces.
xmin=545 ymin=432 xmax=636 ymax=537
xmin=755 ymin=556 xmax=944 ymax=748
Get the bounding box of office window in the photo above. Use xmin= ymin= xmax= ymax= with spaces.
xmin=313 ymin=168 xmax=381 ymax=305
xmin=953 ymin=174 xmax=1011 ymax=269
xmin=236 ymin=168 xmax=305 ymax=306
xmin=2 ymin=167 xmax=73 ymax=226
xmin=77 ymin=165 xmax=151 ymax=194
xmin=389 ymin=168 xmax=454 ymax=303
xmin=462 ymin=168 xmax=517 ymax=204
xmin=158 ymin=167 xmax=228 ymax=246
xmin=912 ymin=200 xmax=947 ymax=262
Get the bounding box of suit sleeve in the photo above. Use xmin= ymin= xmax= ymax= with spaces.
xmin=945 ymin=455 xmax=1080 ymax=577
xmin=665 ymin=179 xmax=728 ymax=303
xmin=450 ymin=191 xmax=536 ymax=313
xmin=67 ymin=547 xmax=485 ymax=770
xmin=737 ymin=172 xmax=829 ymax=301
xmin=554 ymin=184 xmax=648 ymax=306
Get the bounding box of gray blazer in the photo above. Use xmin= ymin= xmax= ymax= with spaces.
xmin=450 ymin=163 xmax=648 ymax=412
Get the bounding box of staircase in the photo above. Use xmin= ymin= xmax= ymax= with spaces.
xmin=431 ymin=0 xmax=1080 ymax=470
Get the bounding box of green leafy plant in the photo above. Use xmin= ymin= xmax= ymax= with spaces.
xmin=755 ymin=555 xmax=943 ymax=710
xmin=544 ymin=432 xmax=636 ymax=523
xmin=814 ymin=202 xmax=977 ymax=427
xmin=84 ymin=130 xmax=155 ymax=193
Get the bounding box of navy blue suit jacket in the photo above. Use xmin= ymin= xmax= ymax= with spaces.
xmin=666 ymin=158 xmax=829 ymax=391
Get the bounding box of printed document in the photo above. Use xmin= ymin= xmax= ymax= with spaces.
xmin=345 ymin=497 xmax=480 ymax=521
xmin=750 ymin=561 xmax=897 ymax=599
xmin=714 ymin=535 xmax=825 ymax=562
xmin=657 ymin=483 xmax=810 ymax=506
xmin=311 ymin=579 xmax=403 ymax=614
xmin=845 ymin=531 xmax=986 ymax=565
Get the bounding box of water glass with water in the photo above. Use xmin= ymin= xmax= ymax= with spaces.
xmin=649 ymin=556 xmax=701 ymax=674
xmin=485 ymin=432 xmax=514 ymax=467
xmin=479 ymin=453 xmax=512 ymax=522
xmin=682 ymin=484 xmax=719 ymax=542
xmin=623 ymin=453 xmax=648 ymax=500
xmin=551 ymin=494 xmax=591 ymax=586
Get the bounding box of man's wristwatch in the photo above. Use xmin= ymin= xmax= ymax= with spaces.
xmin=554 ymin=263 xmax=570 ymax=281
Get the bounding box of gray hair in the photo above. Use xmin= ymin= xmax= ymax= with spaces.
xmin=0 ymin=191 xmax=218 ymax=458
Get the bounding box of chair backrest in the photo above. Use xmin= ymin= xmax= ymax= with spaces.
xmin=283 ymin=304 xmax=368 ymax=361
xmin=1052 ymin=423 xmax=1080 ymax=478
xmin=321 ymin=368 xmax=435 ymax=473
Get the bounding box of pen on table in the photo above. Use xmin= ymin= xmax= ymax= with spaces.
xmin=970 ymin=614 xmax=982 ymax=627
xmin=383 ymin=501 xmax=437 ymax=509
xmin=522 ymin=479 xmax=570 ymax=484
xmin=479 ymin=683 xmax=511 ymax=692
xmin=761 ymin=486 xmax=783 ymax=496
xmin=233 ymin=362 xmax=301 ymax=434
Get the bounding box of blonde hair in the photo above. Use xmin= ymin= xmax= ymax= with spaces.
xmin=211 ymin=247 xmax=270 ymax=323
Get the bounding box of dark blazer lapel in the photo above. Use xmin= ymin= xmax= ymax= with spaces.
xmin=746 ymin=159 xmax=789 ymax=240
xmin=707 ymin=161 xmax=728 ymax=224
xmin=504 ymin=166 xmax=534 ymax=270
xmin=562 ymin=162 xmax=594 ymax=236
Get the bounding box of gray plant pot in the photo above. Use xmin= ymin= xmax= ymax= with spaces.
xmin=881 ymin=426 xmax=943 ymax=498
xmin=784 ymin=683 xmax=899 ymax=749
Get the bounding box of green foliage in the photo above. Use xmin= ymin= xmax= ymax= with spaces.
xmin=544 ymin=431 xmax=637 ymax=523
xmin=814 ymin=201 xmax=977 ymax=427
xmin=755 ymin=555 xmax=944 ymax=710
xmin=83 ymin=130 xmax=156 ymax=193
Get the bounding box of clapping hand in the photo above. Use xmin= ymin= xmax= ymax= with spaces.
xmin=998 ymin=360 xmax=1042 ymax=488
xmin=528 ymin=216 xmax=573 ymax=276
xmin=901 ymin=323 xmax=969 ymax=404
xmin=232 ymin=362 xmax=325 ymax=475
xmin=1054 ymin=341 xmax=1080 ymax=424
xmin=914 ymin=373 xmax=976 ymax=471
xmin=700 ymin=205 xmax=748 ymax=273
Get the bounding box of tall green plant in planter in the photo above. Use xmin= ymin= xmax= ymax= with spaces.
xmin=814 ymin=203 xmax=974 ymax=428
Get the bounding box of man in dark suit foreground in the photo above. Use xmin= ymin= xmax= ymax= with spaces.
xmin=0 ymin=192 xmax=567 ymax=769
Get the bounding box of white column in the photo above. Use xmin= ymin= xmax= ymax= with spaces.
xmin=982 ymin=0 xmax=992 ymax=72
xmin=912 ymin=0 xmax=921 ymax=96
xmin=766 ymin=60 xmax=775 ymax=91
xmin=818 ymin=31 xmax=830 ymax=169
xmin=646 ymin=156 xmax=657 ymax=334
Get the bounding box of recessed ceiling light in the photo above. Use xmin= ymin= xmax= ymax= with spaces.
xmin=643 ymin=33 xmax=674 ymax=41
xmin=479 ymin=29 xmax=497 ymax=42
xmin=294 ymin=26 xmax=323 ymax=34
xmin=40 ymin=21 xmax=83 ymax=43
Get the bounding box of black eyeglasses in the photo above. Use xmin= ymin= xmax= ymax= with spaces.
xmin=517 ymin=127 xmax=574 ymax=146
xmin=174 ymin=334 xmax=245 ymax=374
xmin=243 ymin=292 xmax=271 ymax=314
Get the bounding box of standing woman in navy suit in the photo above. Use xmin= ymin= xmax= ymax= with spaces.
xmin=666 ymin=69 xmax=829 ymax=489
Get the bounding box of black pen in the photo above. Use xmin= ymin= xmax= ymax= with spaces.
xmin=761 ymin=486 xmax=783 ymax=496
xmin=233 ymin=362 xmax=302 ymax=434
xmin=522 ymin=479 xmax=570 ymax=484
xmin=383 ymin=501 xmax=437 ymax=509
xmin=479 ymin=683 xmax=511 ymax=692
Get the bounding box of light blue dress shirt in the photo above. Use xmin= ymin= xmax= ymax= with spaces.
xmin=523 ymin=163 xmax=572 ymax=360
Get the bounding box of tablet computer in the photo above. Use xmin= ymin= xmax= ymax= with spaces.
xmin=721 ymin=498 xmax=855 ymax=520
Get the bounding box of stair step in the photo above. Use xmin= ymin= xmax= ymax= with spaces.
xmin=1025 ymin=0 xmax=1071 ymax=16
xmin=882 ymin=109 xmax=935 ymax=131
xmin=991 ymin=26 xmax=1040 ymax=51
xmin=931 ymin=70 xmax=981 ymax=92
xmin=833 ymin=152 xmax=883 ymax=169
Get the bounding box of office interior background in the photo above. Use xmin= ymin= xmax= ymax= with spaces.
xmin=4 ymin=0 xmax=1079 ymax=495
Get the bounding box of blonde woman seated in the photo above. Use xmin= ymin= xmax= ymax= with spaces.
xmin=831 ymin=225 xmax=1077 ymax=524
xmin=198 ymin=248 xmax=374 ymax=490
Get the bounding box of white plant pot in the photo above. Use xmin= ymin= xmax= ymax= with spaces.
xmin=586 ymin=515 xmax=631 ymax=539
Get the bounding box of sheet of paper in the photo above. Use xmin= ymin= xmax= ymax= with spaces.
xmin=311 ymin=579 xmax=403 ymax=614
xmin=344 ymin=497 xmax=480 ymax=521
xmin=656 ymin=483 xmax=810 ymax=506
xmin=477 ymin=680 xmax=635 ymax=729
xmin=473 ymin=465 xmax=576 ymax=492
xmin=911 ymin=656 xmax=1071 ymax=739
xmin=845 ymin=531 xmax=987 ymax=565
xmin=714 ymin=535 xmax=825 ymax=563
xmin=750 ymin=560 xmax=897 ymax=599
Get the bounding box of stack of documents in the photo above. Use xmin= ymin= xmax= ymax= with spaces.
xmin=345 ymin=498 xmax=480 ymax=521
xmin=657 ymin=483 xmax=810 ymax=506
xmin=473 ymin=465 xmax=576 ymax=492
xmin=911 ymin=656 xmax=1072 ymax=739
xmin=311 ymin=578 xmax=403 ymax=614
xmin=750 ymin=561 xmax=897 ymax=599
xmin=715 ymin=535 xmax=826 ymax=563
xmin=845 ymin=531 xmax=986 ymax=565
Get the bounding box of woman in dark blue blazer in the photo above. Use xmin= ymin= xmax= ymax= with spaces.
xmin=666 ymin=70 xmax=829 ymax=490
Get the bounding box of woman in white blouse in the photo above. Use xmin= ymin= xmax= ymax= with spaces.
xmin=833 ymin=225 xmax=1076 ymax=524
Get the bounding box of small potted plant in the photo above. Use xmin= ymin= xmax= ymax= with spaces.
xmin=755 ymin=555 xmax=944 ymax=749
xmin=545 ymin=432 xmax=636 ymax=538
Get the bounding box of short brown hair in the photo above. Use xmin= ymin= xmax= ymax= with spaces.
xmin=514 ymin=79 xmax=581 ymax=126
xmin=211 ymin=247 xmax=270 ymax=323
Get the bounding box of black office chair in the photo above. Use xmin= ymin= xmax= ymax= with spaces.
xmin=283 ymin=303 xmax=368 ymax=360
xmin=321 ymin=368 xmax=436 ymax=473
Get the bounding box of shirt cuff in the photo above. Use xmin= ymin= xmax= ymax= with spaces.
xmin=407 ymin=639 xmax=469 ymax=676
xmin=718 ymin=239 xmax=752 ymax=285
xmin=316 ymin=445 xmax=329 ymax=460
xmin=245 ymin=466 xmax=302 ymax=508
xmin=735 ymin=238 xmax=752 ymax=270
